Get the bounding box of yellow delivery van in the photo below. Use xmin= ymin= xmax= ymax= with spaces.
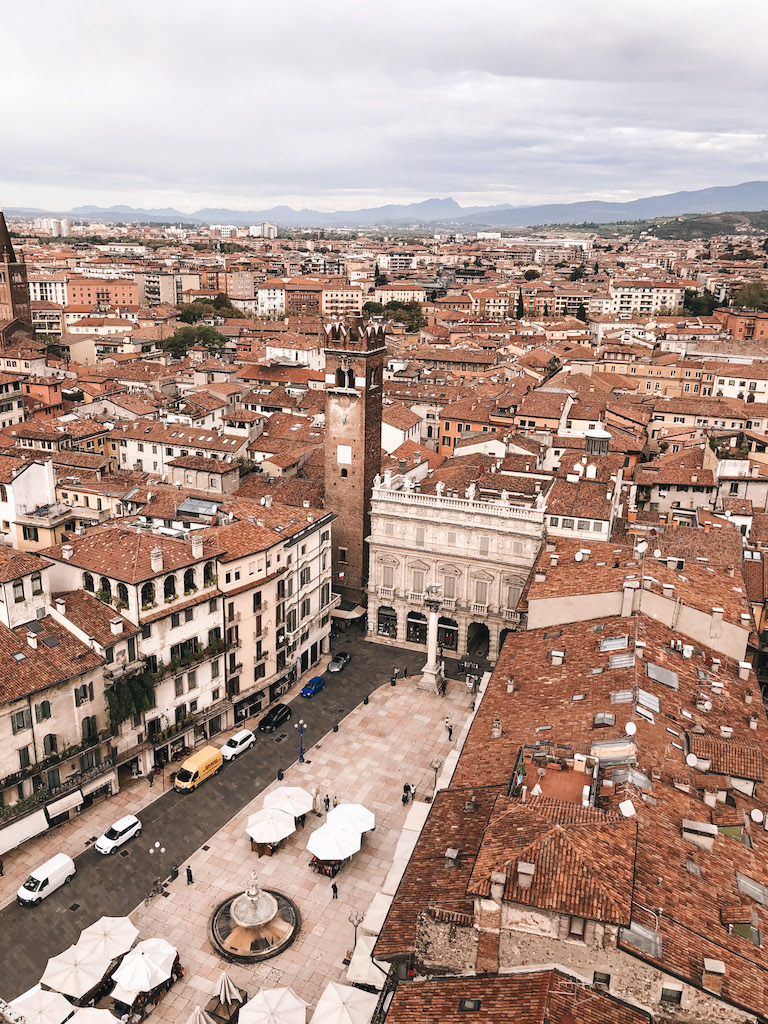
xmin=173 ymin=744 xmax=223 ymax=792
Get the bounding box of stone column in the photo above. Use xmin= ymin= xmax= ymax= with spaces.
xmin=418 ymin=590 xmax=443 ymax=692
xmin=321 ymin=633 xmax=331 ymax=655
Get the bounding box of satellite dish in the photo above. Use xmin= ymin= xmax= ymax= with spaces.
xmin=751 ymin=808 xmax=764 ymax=824
xmin=704 ymin=700 xmax=712 ymax=711
xmin=574 ymin=551 xmax=583 ymax=562
xmin=260 ymin=496 xmax=266 ymax=505
xmin=636 ymin=541 xmax=648 ymax=554
xmin=619 ymin=799 xmax=636 ymax=817
xmin=686 ymin=753 xmax=698 ymax=768
xmin=625 ymin=721 xmax=637 ymax=736
xmin=653 ymin=548 xmax=662 ymax=558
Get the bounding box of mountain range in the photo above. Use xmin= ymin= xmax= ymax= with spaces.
xmin=7 ymin=181 xmax=768 ymax=230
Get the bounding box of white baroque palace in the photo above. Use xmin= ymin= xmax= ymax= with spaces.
xmin=367 ymin=472 xmax=545 ymax=661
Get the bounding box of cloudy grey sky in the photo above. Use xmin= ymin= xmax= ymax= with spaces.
xmin=3 ymin=0 xmax=767 ymax=213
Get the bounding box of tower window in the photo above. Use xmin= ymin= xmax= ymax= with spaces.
xmin=339 ymin=548 xmax=348 ymax=563
xmin=340 ymin=468 xmax=348 ymax=478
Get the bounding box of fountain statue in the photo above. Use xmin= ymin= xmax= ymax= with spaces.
xmin=209 ymin=868 xmax=300 ymax=963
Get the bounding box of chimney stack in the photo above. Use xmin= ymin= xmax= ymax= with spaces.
xmin=110 ymin=617 xmax=123 ymax=635
xmin=55 ymin=597 xmax=66 ymax=615
xmin=150 ymin=546 xmax=163 ymax=573
xmin=191 ymin=534 xmax=204 ymax=559
xmin=264 ymin=494 xmax=273 ymax=509
xmin=27 ymin=631 xmax=38 ymax=649
xmin=516 ymin=862 xmax=535 ymax=889
xmin=62 ymin=544 xmax=74 ymax=561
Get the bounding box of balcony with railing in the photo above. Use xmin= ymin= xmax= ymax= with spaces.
xmin=105 ymin=655 xmax=147 ymax=682
xmin=441 ymin=596 xmax=456 ymax=611
xmin=472 ymin=602 xmax=488 ymax=616
xmin=0 ymin=751 xmax=115 ymax=824
xmin=378 ymin=586 xmax=394 ymax=600
xmin=409 ymin=591 xmax=424 ymax=605
xmin=226 ymin=611 xmax=242 ymax=624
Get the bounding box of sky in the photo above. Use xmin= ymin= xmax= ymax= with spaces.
xmin=2 ymin=0 xmax=768 ymax=214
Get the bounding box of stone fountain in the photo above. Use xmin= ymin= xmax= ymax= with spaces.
xmin=209 ymin=869 xmax=300 ymax=963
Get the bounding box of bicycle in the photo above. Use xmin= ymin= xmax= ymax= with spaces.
xmin=144 ymin=882 xmax=165 ymax=906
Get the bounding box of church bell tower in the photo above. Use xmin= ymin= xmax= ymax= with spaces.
xmin=323 ymin=319 xmax=386 ymax=605
xmin=0 ymin=210 xmax=31 ymax=327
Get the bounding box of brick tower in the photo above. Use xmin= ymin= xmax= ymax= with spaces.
xmin=0 ymin=210 xmax=31 ymax=326
xmin=323 ymin=319 xmax=386 ymax=605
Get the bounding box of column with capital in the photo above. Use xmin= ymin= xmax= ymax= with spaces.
xmin=418 ymin=585 xmax=443 ymax=693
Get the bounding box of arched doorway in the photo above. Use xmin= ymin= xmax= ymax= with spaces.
xmin=406 ymin=611 xmax=427 ymax=645
xmin=498 ymin=628 xmax=513 ymax=654
xmin=377 ymin=605 xmax=397 ymax=638
xmin=438 ymin=616 xmax=458 ymax=653
xmin=467 ymin=621 xmax=490 ymax=658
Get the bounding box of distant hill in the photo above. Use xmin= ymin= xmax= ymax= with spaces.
xmin=6 ymin=181 xmax=768 ymax=229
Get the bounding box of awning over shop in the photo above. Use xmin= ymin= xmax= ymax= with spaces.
xmin=331 ymin=602 xmax=366 ymax=620
xmin=82 ymin=771 xmax=116 ymax=796
xmin=46 ymin=790 xmax=84 ymax=819
xmin=0 ymin=808 xmax=49 ymax=856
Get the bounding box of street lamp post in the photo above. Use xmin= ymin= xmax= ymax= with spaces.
xmin=430 ymin=756 xmax=444 ymax=795
xmin=295 ymin=719 xmax=307 ymax=763
xmin=348 ymin=909 xmax=364 ymax=951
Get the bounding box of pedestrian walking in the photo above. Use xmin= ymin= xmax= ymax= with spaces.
xmin=324 ymin=794 xmax=330 ymax=812
xmin=409 ymin=783 xmax=416 ymax=801
xmin=331 ymin=882 xmax=338 ymax=899
xmin=448 ymin=724 xmax=453 ymax=742
xmin=186 ymin=866 xmax=194 ymax=885
xmin=403 ymin=666 xmax=408 ymax=678
xmin=333 ymin=795 xmax=338 ymax=808
xmin=445 ymin=717 xmax=451 ymax=733
xmin=392 ymin=666 xmax=398 ymax=678
xmin=298 ymin=814 xmax=306 ymax=829
xmin=401 ymin=791 xmax=409 ymax=806
xmin=148 ymin=774 xmax=154 ymax=789
xmin=403 ymin=783 xmax=410 ymax=802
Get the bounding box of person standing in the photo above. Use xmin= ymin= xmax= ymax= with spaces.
xmin=331 ymin=882 xmax=338 ymax=899
xmin=409 ymin=783 xmax=416 ymax=801
xmin=445 ymin=717 xmax=451 ymax=733
xmin=448 ymin=724 xmax=453 ymax=742
xmin=186 ymin=866 xmax=194 ymax=885
xmin=403 ymin=666 xmax=408 ymax=678
xmin=402 ymin=783 xmax=410 ymax=803
xmin=324 ymin=794 xmax=330 ymax=812
xmin=333 ymin=795 xmax=338 ymax=808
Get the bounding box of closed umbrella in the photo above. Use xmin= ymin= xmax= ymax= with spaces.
xmin=245 ymin=808 xmax=296 ymax=844
xmin=9 ymin=986 xmax=73 ymax=1024
xmin=263 ymin=787 xmax=314 ymax=818
xmin=307 ymin=825 xmax=361 ymax=862
xmin=77 ymin=916 xmax=138 ymax=960
xmin=240 ymin=988 xmax=307 ymax=1024
xmin=214 ymin=972 xmax=243 ymax=1005
xmin=310 ymin=983 xmax=378 ymax=1024
xmin=186 ymin=1009 xmax=216 ymax=1024
xmin=327 ymin=804 xmax=375 ymax=833
xmin=68 ymin=1010 xmax=119 ymax=1024
xmin=41 ymin=946 xmax=112 ymax=1000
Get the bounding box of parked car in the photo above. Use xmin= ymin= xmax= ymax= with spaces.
xmin=17 ymin=854 xmax=76 ymax=906
xmin=259 ymin=703 xmax=292 ymax=733
xmin=222 ymin=728 xmax=256 ymax=761
xmin=301 ymin=675 xmax=326 ymax=698
xmin=94 ymin=814 xmax=142 ymax=855
xmin=328 ymin=652 xmax=351 ymax=673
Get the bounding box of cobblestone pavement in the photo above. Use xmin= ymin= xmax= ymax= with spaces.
xmin=0 ymin=633 xmax=472 ymax=1001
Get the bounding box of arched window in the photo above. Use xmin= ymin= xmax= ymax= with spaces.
xmin=141 ymin=581 xmax=155 ymax=607
xmin=346 ymin=369 xmax=354 ymax=388
xmin=164 ymin=575 xmax=176 ymax=600
xmin=31 ymin=572 xmax=42 ymax=595
xmin=204 ymin=561 xmax=215 ymax=586
xmin=99 ymin=576 xmax=112 ymax=602
xmin=82 ymin=716 xmax=97 ymax=741
xmin=35 ymin=700 xmax=51 ymax=722
xmin=341 ymin=468 xmax=348 ymax=478
xmin=336 ymin=368 xmax=346 ymax=388
xmin=83 ymin=572 xmax=95 ymax=592
xmin=184 ymin=567 xmax=195 ymax=593
xmin=0 ymin=484 xmax=6 ymax=502
xmin=43 ymin=733 xmax=57 ymax=756
xmin=117 ymin=583 xmax=129 ymax=607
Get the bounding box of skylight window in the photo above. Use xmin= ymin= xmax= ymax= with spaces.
xmin=600 ymin=634 xmax=629 ymax=652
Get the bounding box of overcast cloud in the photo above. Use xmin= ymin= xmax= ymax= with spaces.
xmin=2 ymin=0 xmax=767 ymax=212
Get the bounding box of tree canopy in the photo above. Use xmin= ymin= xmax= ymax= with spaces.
xmin=733 ymin=282 xmax=768 ymax=312
xmin=683 ymin=289 xmax=719 ymax=316
xmin=364 ymin=299 xmax=425 ymax=331
xmin=163 ymin=324 xmax=226 ymax=359
xmin=523 ymin=269 xmax=540 ymax=281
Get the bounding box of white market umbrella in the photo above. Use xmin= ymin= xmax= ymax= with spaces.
xmin=186 ymin=1009 xmax=216 ymax=1024
xmin=131 ymin=937 xmax=177 ymax=974
xmin=9 ymin=986 xmax=73 ymax=1024
xmin=214 ymin=972 xmax=243 ymax=1005
xmin=310 ymin=982 xmax=378 ymax=1024
xmin=112 ymin=939 xmax=175 ymax=994
xmin=109 ymin=983 xmax=140 ymax=1008
xmin=240 ymin=988 xmax=308 ymax=1024
xmin=327 ymin=804 xmax=375 ymax=833
xmin=68 ymin=1010 xmax=119 ymax=1024
xmin=264 ymin=787 xmax=314 ymax=818
xmin=345 ymin=934 xmax=389 ymax=991
xmin=41 ymin=945 xmax=112 ymax=1000
xmin=77 ymin=916 xmax=138 ymax=960
xmin=246 ymin=808 xmax=296 ymax=844
xmin=307 ymin=825 xmax=361 ymax=862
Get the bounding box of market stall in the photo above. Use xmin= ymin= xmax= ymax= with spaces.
xmin=307 ymin=825 xmax=360 ymax=876
xmin=245 ymin=808 xmax=296 ymax=856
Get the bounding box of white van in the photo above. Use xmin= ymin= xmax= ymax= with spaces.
xmin=17 ymin=853 xmax=76 ymax=907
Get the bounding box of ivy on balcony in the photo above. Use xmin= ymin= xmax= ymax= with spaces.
xmin=106 ymin=672 xmax=156 ymax=727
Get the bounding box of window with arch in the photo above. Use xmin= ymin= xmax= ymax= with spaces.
xmin=31 ymin=572 xmax=42 ymax=596
xmin=184 ymin=567 xmax=196 ymax=593
xmin=81 ymin=716 xmax=98 ymax=741
xmin=164 ymin=575 xmax=176 ymax=601
xmin=340 ymin=468 xmax=348 ymax=478
xmin=35 ymin=700 xmax=51 ymax=722
xmin=83 ymin=572 xmax=95 ymax=592
xmin=43 ymin=733 xmax=57 ymax=756
xmin=204 ymin=561 xmax=215 ymax=586
xmin=117 ymin=583 xmax=129 ymax=607
xmin=0 ymin=484 xmax=6 ymax=502
xmin=99 ymin=576 xmax=112 ymax=601
xmin=336 ymin=368 xmax=346 ymax=388
xmin=346 ymin=368 xmax=354 ymax=388
xmin=141 ymin=581 xmax=155 ymax=607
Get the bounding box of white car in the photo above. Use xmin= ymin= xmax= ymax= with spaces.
xmin=222 ymin=728 xmax=256 ymax=761
xmin=94 ymin=814 xmax=142 ymax=855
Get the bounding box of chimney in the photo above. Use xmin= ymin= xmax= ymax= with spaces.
xmin=635 ymin=639 xmax=646 ymax=659
xmin=491 ymin=717 xmax=503 ymax=738
xmin=444 ymin=848 xmax=459 ymax=868
xmin=256 ymin=517 xmax=265 ymax=527
xmin=551 ymin=649 xmax=565 ymax=666
xmin=622 ymin=581 xmax=638 ymax=617
xmin=739 ymin=661 xmax=751 ymax=681
xmin=534 ymin=570 xmax=547 ymax=583
xmin=750 ymin=713 xmax=759 ymax=731
xmin=662 ymin=583 xmax=675 ymax=597
xmin=702 ymin=959 xmax=726 ymax=995
xmin=62 ymin=544 xmax=74 ymax=561
xmin=55 ymin=597 xmax=66 ymax=615
xmin=549 ymin=553 xmax=559 ymax=567
xmin=489 ymin=870 xmax=506 ymax=903
xmin=109 ymin=617 xmax=123 ymax=635
xmin=191 ymin=534 xmax=204 ymax=559
xmin=720 ymin=725 xmax=733 ymax=739
xmin=516 ymin=862 xmax=535 ymax=889
xmin=27 ymin=631 xmax=38 ymax=649
xmin=264 ymin=494 xmax=273 ymax=509
xmin=150 ymin=546 xmax=163 ymax=573
xmin=307 ymin=514 xmax=314 ymax=523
